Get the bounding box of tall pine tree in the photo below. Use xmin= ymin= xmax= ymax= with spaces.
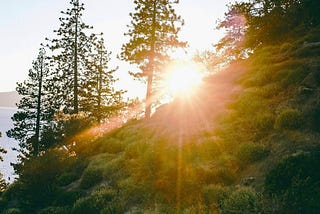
xmin=7 ymin=48 xmax=53 ymax=157
xmin=120 ymin=0 xmax=186 ymax=118
xmin=81 ymin=37 xmax=124 ymax=123
xmin=46 ymin=0 xmax=96 ymax=114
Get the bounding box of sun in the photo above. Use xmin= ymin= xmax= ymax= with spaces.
xmin=163 ymin=61 xmax=203 ymax=98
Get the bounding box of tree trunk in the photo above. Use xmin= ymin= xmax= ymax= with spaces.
xmin=97 ymin=49 xmax=103 ymax=123
xmin=73 ymin=2 xmax=79 ymax=114
xmin=34 ymin=52 xmax=44 ymax=156
xmin=145 ymin=0 xmax=157 ymax=119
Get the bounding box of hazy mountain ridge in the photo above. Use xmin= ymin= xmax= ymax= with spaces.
xmin=0 ymin=91 xmax=21 ymax=108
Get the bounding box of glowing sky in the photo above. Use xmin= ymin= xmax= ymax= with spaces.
xmin=0 ymin=0 xmax=235 ymax=98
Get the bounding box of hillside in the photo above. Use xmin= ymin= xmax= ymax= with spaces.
xmin=1 ymin=29 xmax=320 ymax=214
xmin=5 ymin=28 xmax=320 ymax=213
xmin=0 ymin=91 xmax=20 ymax=108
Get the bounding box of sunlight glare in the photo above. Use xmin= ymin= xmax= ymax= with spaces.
xmin=164 ymin=61 xmax=203 ymax=98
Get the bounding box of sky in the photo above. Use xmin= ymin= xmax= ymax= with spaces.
xmin=0 ymin=0 xmax=235 ymax=98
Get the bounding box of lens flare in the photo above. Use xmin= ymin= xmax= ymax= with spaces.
xmin=163 ymin=61 xmax=203 ymax=98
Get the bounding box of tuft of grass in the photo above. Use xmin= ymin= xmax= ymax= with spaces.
xmin=275 ymin=108 xmax=303 ymax=130
xmin=79 ymin=167 xmax=103 ymax=189
xmin=237 ymin=143 xmax=269 ymax=164
xmin=221 ymin=187 xmax=261 ymax=214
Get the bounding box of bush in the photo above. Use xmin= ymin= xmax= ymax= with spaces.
xmin=57 ymin=172 xmax=79 ymax=186
xmin=79 ymin=167 xmax=103 ymax=189
xmin=281 ymin=67 xmax=308 ymax=87
xmin=54 ymin=190 xmax=84 ymax=207
xmin=1 ymin=208 xmax=22 ymax=214
xmin=202 ymin=185 xmax=231 ymax=208
xmin=38 ymin=206 xmax=69 ymax=214
xmin=265 ymin=152 xmax=320 ymax=213
xmin=275 ymin=108 xmax=303 ymax=130
xmin=237 ymin=143 xmax=269 ymax=164
xmin=71 ymin=187 xmax=119 ymax=214
xmin=100 ymin=138 xmax=125 ymax=154
xmin=254 ymin=113 xmax=275 ymax=131
xmin=258 ymin=83 xmax=281 ymax=98
xmin=221 ymin=187 xmax=261 ymax=214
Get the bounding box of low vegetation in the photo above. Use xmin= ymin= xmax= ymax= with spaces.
xmin=1 ymin=0 xmax=320 ymax=213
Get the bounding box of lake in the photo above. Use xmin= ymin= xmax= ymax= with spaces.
xmin=0 ymin=107 xmax=19 ymax=182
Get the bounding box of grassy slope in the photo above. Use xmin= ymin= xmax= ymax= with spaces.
xmin=2 ymin=28 xmax=320 ymax=213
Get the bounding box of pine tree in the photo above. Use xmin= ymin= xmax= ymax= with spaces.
xmin=216 ymin=2 xmax=252 ymax=61
xmin=0 ymin=132 xmax=7 ymax=192
xmin=120 ymin=0 xmax=186 ymax=118
xmin=7 ymin=48 xmax=53 ymax=157
xmin=46 ymin=0 xmax=96 ymax=114
xmin=0 ymin=132 xmax=7 ymax=162
xmin=81 ymin=37 xmax=124 ymax=123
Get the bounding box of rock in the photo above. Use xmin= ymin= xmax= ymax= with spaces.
xmin=242 ymin=177 xmax=255 ymax=186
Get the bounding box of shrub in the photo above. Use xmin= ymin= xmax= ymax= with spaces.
xmin=265 ymin=152 xmax=320 ymax=213
xmin=254 ymin=113 xmax=275 ymax=131
xmin=54 ymin=190 xmax=84 ymax=207
xmin=211 ymin=167 xmax=237 ymax=185
xmin=258 ymin=83 xmax=281 ymax=98
xmin=57 ymin=172 xmax=78 ymax=186
xmin=100 ymin=138 xmax=125 ymax=154
xmin=230 ymin=93 xmax=266 ymax=115
xmin=79 ymin=167 xmax=103 ymax=189
xmin=281 ymin=67 xmax=308 ymax=87
xmin=221 ymin=187 xmax=261 ymax=214
xmin=237 ymin=143 xmax=269 ymax=164
xmin=38 ymin=206 xmax=69 ymax=214
xmin=275 ymin=108 xmax=303 ymax=130
xmin=1 ymin=208 xmax=22 ymax=214
xmin=202 ymin=185 xmax=231 ymax=208
xmin=71 ymin=187 xmax=118 ymax=214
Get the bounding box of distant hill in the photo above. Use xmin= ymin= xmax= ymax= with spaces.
xmin=0 ymin=91 xmax=21 ymax=107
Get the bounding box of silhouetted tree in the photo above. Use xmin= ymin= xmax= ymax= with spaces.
xmin=219 ymin=0 xmax=320 ymax=51
xmin=120 ymin=0 xmax=186 ymax=118
xmin=81 ymin=37 xmax=124 ymax=123
xmin=7 ymin=48 xmax=53 ymax=157
xmin=216 ymin=2 xmax=252 ymax=61
xmin=46 ymin=0 xmax=96 ymax=114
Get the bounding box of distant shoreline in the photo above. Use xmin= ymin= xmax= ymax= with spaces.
xmin=0 ymin=106 xmax=18 ymax=109
xmin=0 ymin=91 xmax=21 ymax=108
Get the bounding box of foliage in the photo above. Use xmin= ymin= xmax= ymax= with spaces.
xmin=1 ymin=208 xmax=22 ymax=214
xmin=38 ymin=206 xmax=69 ymax=214
xmin=7 ymin=48 xmax=54 ymax=157
xmin=80 ymin=37 xmax=125 ymax=123
xmin=3 ymin=0 xmax=320 ymax=213
xmin=0 ymin=132 xmax=7 ymax=162
xmin=217 ymin=0 xmax=320 ymax=56
xmin=79 ymin=166 xmax=103 ymax=189
xmin=274 ymin=108 xmax=303 ymax=130
xmin=0 ymin=173 xmax=8 ymax=193
xmin=120 ymin=0 xmax=186 ymax=117
xmin=254 ymin=113 xmax=275 ymax=131
xmin=216 ymin=2 xmax=252 ymax=60
xmin=265 ymin=152 xmax=320 ymax=213
xmin=237 ymin=143 xmax=269 ymax=164
xmin=202 ymin=185 xmax=231 ymax=209
xmin=221 ymin=187 xmax=261 ymax=214
xmin=6 ymin=150 xmax=75 ymax=212
xmin=45 ymin=0 xmax=98 ymax=114
xmin=71 ymin=187 xmax=120 ymax=214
